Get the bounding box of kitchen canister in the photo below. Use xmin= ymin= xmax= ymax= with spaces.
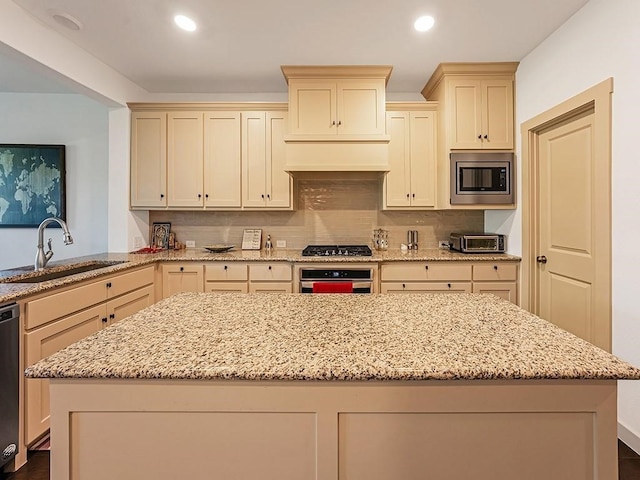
xmin=373 ymin=228 xmax=388 ymax=251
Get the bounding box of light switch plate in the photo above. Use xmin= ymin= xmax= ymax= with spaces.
xmin=276 ymin=240 xmax=286 ymax=248
xmin=185 ymin=240 xmax=196 ymax=248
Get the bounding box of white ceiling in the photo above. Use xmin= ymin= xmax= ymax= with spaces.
xmin=4 ymin=0 xmax=589 ymax=96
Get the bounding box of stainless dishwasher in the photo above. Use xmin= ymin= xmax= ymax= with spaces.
xmin=0 ymin=303 xmax=19 ymax=468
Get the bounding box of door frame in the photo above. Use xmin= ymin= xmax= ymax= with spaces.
xmin=520 ymin=78 xmax=612 ymax=348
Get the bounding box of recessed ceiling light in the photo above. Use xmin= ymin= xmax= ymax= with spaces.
xmin=49 ymin=10 xmax=83 ymax=31
xmin=414 ymin=15 xmax=435 ymax=32
xmin=174 ymin=14 xmax=197 ymax=32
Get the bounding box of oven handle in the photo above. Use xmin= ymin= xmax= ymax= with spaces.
xmin=300 ymin=281 xmax=372 ymax=289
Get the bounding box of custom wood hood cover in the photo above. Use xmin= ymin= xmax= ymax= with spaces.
xmin=282 ymin=65 xmax=391 ymax=173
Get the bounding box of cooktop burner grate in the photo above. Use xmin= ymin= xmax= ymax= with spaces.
xmin=302 ymin=245 xmax=373 ymax=257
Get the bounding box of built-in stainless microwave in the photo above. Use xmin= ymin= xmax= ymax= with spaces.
xmin=450 ymin=152 xmax=514 ymax=205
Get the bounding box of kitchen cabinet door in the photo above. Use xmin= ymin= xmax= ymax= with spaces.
xmin=472 ymin=282 xmax=517 ymax=304
xmin=241 ymin=111 xmax=291 ymax=209
xmin=380 ymin=282 xmax=471 ymax=294
xmin=448 ymin=77 xmax=513 ymax=150
xmin=167 ymin=112 xmax=204 ymax=207
xmin=130 ymin=111 xmax=167 ymax=208
xmin=162 ymin=264 xmax=204 ymax=298
xmin=384 ymin=109 xmax=436 ymax=209
xmin=336 ymin=79 xmax=386 ymax=136
xmin=25 ymin=304 xmax=105 ymax=444
xmin=288 ymin=79 xmax=336 ymax=136
xmin=204 ymin=111 xmax=241 ymax=207
xmin=105 ymin=284 xmax=155 ymax=327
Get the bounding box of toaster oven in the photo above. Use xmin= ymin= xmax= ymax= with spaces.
xmin=449 ymin=233 xmax=505 ymax=253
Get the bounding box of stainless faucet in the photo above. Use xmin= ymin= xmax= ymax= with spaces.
xmin=35 ymin=217 xmax=74 ymax=270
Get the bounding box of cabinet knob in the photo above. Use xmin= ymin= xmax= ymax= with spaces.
xmin=483 ymin=134 xmax=488 ymax=140
xmin=332 ymin=121 xmax=336 ymax=126
xmin=261 ymin=194 xmax=265 ymax=199
xmin=494 ymin=265 xmax=498 ymax=270
xmin=224 ymin=265 xmax=228 ymax=270
xmin=180 ymin=266 xmax=184 ymax=272
xmin=109 ymin=313 xmax=115 ymax=320
xmin=447 ymin=283 xmax=452 ymax=288
xmin=268 ymin=265 xmax=272 ymax=270
xmin=406 ymin=193 xmax=410 ymax=199
xmin=402 ymin=283 xmax=406 ymax=289
xmin=198 ymin=194 xmax=202 ymax=198
xmin=106 ymin=282 xmax=112 ymax=288
xmin=337 ymin=120 xmax=342 ymax=126
xmin=267 ymin=194 xmax=271 ymax=200
xmin=205 ymin=194 xmax=209 ymax=199
xmin=412 ymin=193 xmax=415 ymax=198
xmin=160 ymin=194 xmax=165 ymax=199
xmin=425 ymin=265 xmax=429 ymax=270
xmin=102 ymin=317 xmax=107 ymax=323
xmin=478 ymin=135 xmax=482 ymax=140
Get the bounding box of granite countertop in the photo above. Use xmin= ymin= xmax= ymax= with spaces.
xmin=0 ymin=248 xmax=520 ymax=304
xmin=25 ymin=292 xmax=640 ymax=381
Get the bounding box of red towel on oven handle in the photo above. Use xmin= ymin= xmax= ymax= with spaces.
xmin=312 ymin=282 xmax=354 ymax=293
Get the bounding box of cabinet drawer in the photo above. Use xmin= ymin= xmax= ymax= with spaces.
xmin=205 ymin=263 xmax=248 ymax=281
xmin=472 ymin=263 xmax=517 ymax=281
xmin=249 ymin=264 xmax=292 ymax=281
xmin=108 ymin=266 xmax=154 ymax=298
xmin=381 ymin=282 xmax=472 ymax=294
xmin=381 ymin=263 xmax=472 ymax=282
xmin=204 ymin=282 xmax=249 ymax=293
xmin=472 ymin=282 xmax=517 ymax=304
xmin=26 ymin=281 xmax=106 ymax=330
xmin=249 ymin=282 xmax=293 ymax=293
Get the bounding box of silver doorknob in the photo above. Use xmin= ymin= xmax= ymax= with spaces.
xmin=536 ymin=255 xmax=547 ymax=264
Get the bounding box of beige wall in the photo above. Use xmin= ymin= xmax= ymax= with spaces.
xmin=150 ymin=179 xmax=483 ymax=250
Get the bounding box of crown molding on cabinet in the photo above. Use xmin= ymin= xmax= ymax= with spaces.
xmin=127 ymin=102 xmax=288 ymax=111
xmin=281 ymin=65 xmax=393 ymax=85
xmin=421 ymin=62 xmax=519 ymax=100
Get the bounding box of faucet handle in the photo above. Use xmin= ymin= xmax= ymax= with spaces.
xmin=47 ymin=238 xmax=53 ymax=252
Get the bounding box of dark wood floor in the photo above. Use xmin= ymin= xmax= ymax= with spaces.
xmin=3 ymin=441 xmax=640 ymax=479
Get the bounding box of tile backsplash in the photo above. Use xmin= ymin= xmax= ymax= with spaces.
xmin=149 ymin=179 xmax=483 ymax=250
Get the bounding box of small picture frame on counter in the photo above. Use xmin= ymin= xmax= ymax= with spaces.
xmin=152 ymin=222 xmax=171 ymax=249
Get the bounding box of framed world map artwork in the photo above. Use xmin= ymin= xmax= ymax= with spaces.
xmin=0 ymin=144 xmax=66 ymax=227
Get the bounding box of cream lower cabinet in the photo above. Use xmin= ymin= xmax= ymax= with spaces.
xmin=205 ymin=263 xmax=249 ymax=293
xmin=380 ymin=263 xmax=472 ymax=294
xmin=472 ymin=263 xmax=518 ymax=304
xmin=249 ymin=263 xmax=293 ymax=293
xmin=162 ymin=263 xmax=204 ymax=298
xmin=23 ymin=266 xmax=155 ymax=445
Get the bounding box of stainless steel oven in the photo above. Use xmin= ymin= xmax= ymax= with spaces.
xmin=299 ymin=268 xmax=373 ymax=293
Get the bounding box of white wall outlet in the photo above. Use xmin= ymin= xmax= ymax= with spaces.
xmin=185 ymin=240 xmax=196 ymax=248
xmin=276 ymin=240 xmax=286 ymax=248
xmin=438 ymin=240 xmax=450 ymax=249
xmin=133 ymin=236 xmax=144 ymax=249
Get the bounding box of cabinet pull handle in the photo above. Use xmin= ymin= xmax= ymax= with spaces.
xmin=102 ymin=317 xmax=107 ymax=323
xmin=106 ymin=282 xmax=112 ymax=288
xmin=109 ymin=313 xmax=115 ymax=320
xmin=180 ymin=267 xmax=184 ymax=272
xmin=494 ymin=265 xmax=498 ymax=270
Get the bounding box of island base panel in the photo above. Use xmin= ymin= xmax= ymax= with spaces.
xmin=49 ymin=379 xmax=617 ymax=480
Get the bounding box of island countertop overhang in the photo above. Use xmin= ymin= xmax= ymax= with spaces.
xmin=25 ymin=292 xmax=640 ymax=382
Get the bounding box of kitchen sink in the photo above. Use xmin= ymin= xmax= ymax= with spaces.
xmin=2 ymin=261 xmax=129 ymax=283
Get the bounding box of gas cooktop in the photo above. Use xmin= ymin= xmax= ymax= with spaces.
xmin=302 ymin=245 xmax=373 ymax=257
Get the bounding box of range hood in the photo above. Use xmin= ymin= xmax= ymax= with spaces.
xmin=281 ymin=65 xmax=392 ymax=175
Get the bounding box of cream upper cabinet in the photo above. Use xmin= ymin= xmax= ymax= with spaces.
xmin=204 ymin=111 xmax=241 ymax=207
xmin=130 ymin=111 xmax=167 ymax=208
xmin=241 ymin=111 xmax=291 ymax=209
xmin=167 ymin=111 xmax=204 ymax=207
xmin=448 ymin=78 xmax=514 ymax=150
xmin=384 ymin=106 xmax=437 ymax=209
xmin=282 ymin=66 xmax=391 ymax=140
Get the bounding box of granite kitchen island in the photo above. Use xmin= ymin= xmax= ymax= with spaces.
xmin=26 ymin=292 xmax=640 ymax=480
